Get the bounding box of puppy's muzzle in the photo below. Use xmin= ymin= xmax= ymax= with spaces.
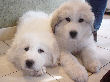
xmin=69 ymin=31 xmax=77 ymax=39
xmin=26 ymin=60 xmax=34 ymax=68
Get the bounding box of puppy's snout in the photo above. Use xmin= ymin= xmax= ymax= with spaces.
xmin=26 ymin=60 xmax=34 ymax=68
xmin=69 ymin=31 xmax=77 ymax=39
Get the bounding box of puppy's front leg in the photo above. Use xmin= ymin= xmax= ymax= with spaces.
xmin=61 ymin=51 xmax=88 ymax=82
xmin=80 ymin=46 xmax=101 ymax=73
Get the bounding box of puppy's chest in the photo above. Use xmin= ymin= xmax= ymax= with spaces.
xmin=70 ymin=41 xmax=83 ymax=54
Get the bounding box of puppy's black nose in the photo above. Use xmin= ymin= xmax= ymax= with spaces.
xmin=26 ymin=60 xmax=34 ymax=68
xmin=69 ymin=31 xmax=77 ymax=38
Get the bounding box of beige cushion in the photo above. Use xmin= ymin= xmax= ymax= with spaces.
xmin=0 ymin=0 xmax=67 ymax=28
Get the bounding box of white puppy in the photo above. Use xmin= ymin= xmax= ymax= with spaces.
xmin=51 ymin=0 xmax=101 ymax=82
xmin=7 ymin=11 xmax=60 ymax=76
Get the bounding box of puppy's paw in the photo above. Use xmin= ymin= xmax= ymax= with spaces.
xmin=88 ymin=60 xmax=101 ymax=73
xmin=68 ymin=65 xmax=88 ymax=82
xmin=72 ymin=68 xmax=88 ymax=82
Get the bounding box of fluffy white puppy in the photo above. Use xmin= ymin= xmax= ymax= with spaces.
xmin=51 ymin=0 xmax=101 ymax=82
xmin=7 ymin=11 xmax=60 ymax=76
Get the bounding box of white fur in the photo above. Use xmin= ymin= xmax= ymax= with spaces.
xmin=51 ymin=1 xmax=101 ymax=82
xmin=7 ymin=11 xmax=60 ymax=76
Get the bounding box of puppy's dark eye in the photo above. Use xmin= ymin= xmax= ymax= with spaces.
xmin=79 ymin=18 xmax=84 ymax=23
xmin=24 ymin=47 xmax=29 ymax=51
xmin=38 ymin=49 xmax=44 ymax=53
xmin=65 ymin=17 xmax=71 ymax=22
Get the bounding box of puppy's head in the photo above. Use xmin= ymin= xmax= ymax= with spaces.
xmin=7 ymin=34 xmax=60 ymax=75
xmin=51 ymin=1 xmax=95 ymax=40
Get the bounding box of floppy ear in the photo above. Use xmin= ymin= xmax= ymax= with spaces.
xmin=50 ymin=10 xmax=62 ymax=33
xmin=89 ymin=11 xmax=95 ymax=33
xmin=82 ymin=3 xmax=95 ymax=33
xmin=7 ymin=42 xmax=17 ymax=64
xmin=87 ymin=4 xmax=95 ymax=33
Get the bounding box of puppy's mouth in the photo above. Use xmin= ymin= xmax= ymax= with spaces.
xmin=24 ymin=68 xmax=38 ymax=73
xmin=23 ymin=69 xmax=38 ymax=76
xmin=24 ymin=65 xmax=40 ymax=73
xmin=22 ymin=67 xmax=45 ymax=76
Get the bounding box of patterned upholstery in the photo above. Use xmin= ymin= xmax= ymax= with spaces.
xmin=0 ymin=0 xmax=67 ymax=28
